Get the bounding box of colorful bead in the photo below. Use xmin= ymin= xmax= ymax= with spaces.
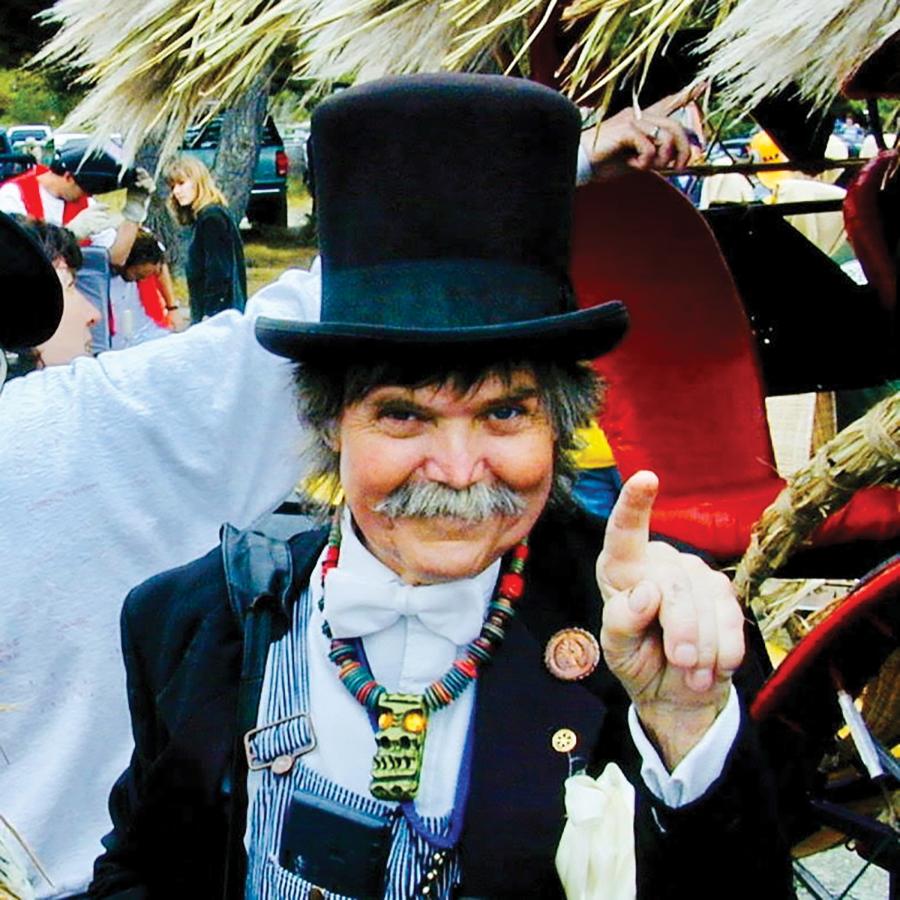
xmin=499 ymin=573 xmax=524 ymax=600
xmin=454 ymin=658 xmax=477 ymax=679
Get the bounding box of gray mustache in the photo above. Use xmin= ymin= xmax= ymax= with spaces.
xmin=373 ymin=480 xmax=527 ymax=523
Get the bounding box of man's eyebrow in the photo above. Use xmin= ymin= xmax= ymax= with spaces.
xmin=479 ymin=387 xmax=540 ymax=405
xmin=370 ymin=385 xmax=540 ymax=413
xmin=372 ymin=395 xmax=432 ymax=414
xmin=473 ymin=387 xmax=541 ymax=414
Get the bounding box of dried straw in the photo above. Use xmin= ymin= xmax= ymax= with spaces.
xmin=735 ymin=390 xmax=900 ymax=616
xmin=34 ymin=0 xmax=727 ymax=164
xmin=699 ymin=0 xmax=900 ymax=116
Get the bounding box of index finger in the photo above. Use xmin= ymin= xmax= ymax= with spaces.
xmin=598 ymin=470 xmax=659 ymax=587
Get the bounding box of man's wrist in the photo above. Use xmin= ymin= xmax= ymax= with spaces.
xmin=633 ymin=689 xmax=731 ymax=772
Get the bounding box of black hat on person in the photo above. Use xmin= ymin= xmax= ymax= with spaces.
xmin=51 ymin=138 xmax=138 ymax=195
xmin=255 ymin=73 xmax=628 ymax=363
xmin=0 ymin=211 xmax=63 ymax=348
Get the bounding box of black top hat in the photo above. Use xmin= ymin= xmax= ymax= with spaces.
xmin=52 ymin=138 xmax=137 ymax=195
xmin=256 ymin=73 xmax=627 ymax=363
xmin=0 ymin=212 xmax=63 ymax=348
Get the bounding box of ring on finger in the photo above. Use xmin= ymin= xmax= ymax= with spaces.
xmin=651 ymin=125 xmax=661 ymax=141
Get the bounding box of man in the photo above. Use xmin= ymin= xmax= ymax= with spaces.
xmin=108 ymin=230 xmax=182 ymax=348
xmin=90 ymin=75 xmax=791 ymax=898
xmin=2 ymin=215 xmax=102 ymax=375
xmin=0 ymin=212 xmax=64 ymax=381
xmin=0 ymin=211 xmax=66 ymax=899
xmin=0 ymin=139 xmax=154 ymax=267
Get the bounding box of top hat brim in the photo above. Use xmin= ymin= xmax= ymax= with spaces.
xmin=0 ymin=212 xmax=63 ymax=348
xmin=256 ymin=300 xmax=628 ymax=364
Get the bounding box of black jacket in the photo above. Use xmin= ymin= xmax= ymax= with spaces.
xmin=91 ymin=507 xmax=794 ymax=899
xmin=186 ymin=204 xmax=247 ymax=321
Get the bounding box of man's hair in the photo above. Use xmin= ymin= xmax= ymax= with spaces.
xmin=293 ymin=356 xmax=603 ymax=511
xmin=15 ymin=216 xmax=83 ymax=271
xmin=124 ymin=231 xmax=165 ymax=269
xmin=164 ymin=155 xmax=228 ymax=225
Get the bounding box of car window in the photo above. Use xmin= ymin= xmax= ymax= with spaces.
xmin=9 ymin=128 xmax=50 ymax=142
xmin=183 ymin=116 xmax=281 ymax=149
xmin=261 ymin=117 xmax=282 ymax=147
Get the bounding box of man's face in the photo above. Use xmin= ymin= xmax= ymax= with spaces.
xmin=60 ymin=173 xmax=87 ymax=202
xmin=334 ymin=370 xmax=555 ymax=585
xmin=122 ymin=261 xmax=162 ymax=283
xmin=36 ymin=260 xmax=101 ymax=366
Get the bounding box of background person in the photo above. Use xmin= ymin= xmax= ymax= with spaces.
xmin=4 ymin=216 xmax=101 ymax=377
xmin=165 ymin=155 xmax=247 ymax=322
xmin=108 ymin=230 xmax=183 ymax=349
xmin=0 ymin=140 xmax=155 ymax=268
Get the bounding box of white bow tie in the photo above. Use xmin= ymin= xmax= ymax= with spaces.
xmin=323 ymin=568 xmax=487 ymax=646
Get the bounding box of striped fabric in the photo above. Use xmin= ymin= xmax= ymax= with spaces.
xmin=245 ymin=589 xmax=462 ymax=899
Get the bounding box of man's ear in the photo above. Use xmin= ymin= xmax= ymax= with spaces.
xmin=322 ymin=421 xmax=341 ymax=453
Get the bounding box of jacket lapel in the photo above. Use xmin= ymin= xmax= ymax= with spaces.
xmin=459 ymin=508 xmax=624 ymax=897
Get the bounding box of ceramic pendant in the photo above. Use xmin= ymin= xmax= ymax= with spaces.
xmin=370 ymin=693 xmax=429 ymax=801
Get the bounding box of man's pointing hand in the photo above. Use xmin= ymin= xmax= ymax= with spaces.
xmin=596 ymin=470 xmax=744 ymax=769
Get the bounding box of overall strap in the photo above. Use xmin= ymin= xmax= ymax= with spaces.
xmin=219 ymin=523 xmax=327 ymax=900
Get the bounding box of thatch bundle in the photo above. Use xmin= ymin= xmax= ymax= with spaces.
xmin=37 ymin=0 xmax=898 ymax=161
xmin=735 ymin=390 xmax=900 ymax=618
xmin=36 ymin=0 xmax=731 ymax=163
xmin=699 ymin=0 xmax=900 ymax=114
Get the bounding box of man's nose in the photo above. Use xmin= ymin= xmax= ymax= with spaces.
xmin=421 ymin=424 xmax=486 ymax=489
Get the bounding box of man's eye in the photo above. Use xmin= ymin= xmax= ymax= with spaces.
xmin=378 ymin=407 xmax=424 ymax=423
xmin=488 ymin=405 xmax=525 ymax=421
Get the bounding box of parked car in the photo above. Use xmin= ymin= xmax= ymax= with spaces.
xmin=7 ymin=124 xmax=52 ymax=147
xmin=182 ymin=115 xmax=289 ymax=227
xmin=52 ymin=131 xmax=90 ymax=152
xmin=282 ymin=121 xmax=310 ymax=183
xmin=0 ymin=128 xmax=37 ymax=181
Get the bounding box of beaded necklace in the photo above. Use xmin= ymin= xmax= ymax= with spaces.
xmin=319 ymin=510 xmax=530 ymax=802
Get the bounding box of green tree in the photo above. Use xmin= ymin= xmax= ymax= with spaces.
xmin=0 ymin=67 xmax=79 ymax=126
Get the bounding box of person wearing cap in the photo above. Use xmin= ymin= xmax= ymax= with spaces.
xmin=90 ymin=75 xmax=791 ymax=900
xmin=0 ymin=139 xmax=155 ymax=268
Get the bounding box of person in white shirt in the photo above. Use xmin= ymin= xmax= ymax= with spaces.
xmin=0 ymin=139 xmax=154 ymax=267
xmin=0 ymin=260 xmax=319 ymax=897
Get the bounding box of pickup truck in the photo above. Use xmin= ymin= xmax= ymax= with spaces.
xmin=182 ymin=115 xmax=289 ymax=227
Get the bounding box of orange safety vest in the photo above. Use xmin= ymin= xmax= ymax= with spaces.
xmin=3 ymin=165 xmax=90 ymax=224
xmin=137 ymin=275 xmax=170 ymax=328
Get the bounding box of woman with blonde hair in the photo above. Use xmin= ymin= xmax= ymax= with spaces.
xmin=165 ymin=155 xmax=247 ymax=322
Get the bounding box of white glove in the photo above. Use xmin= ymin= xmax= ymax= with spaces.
xmin=121 ymin=167 xmax=156 ymax=224
xmin=66 ymin=203 xmax=118 ymax=240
